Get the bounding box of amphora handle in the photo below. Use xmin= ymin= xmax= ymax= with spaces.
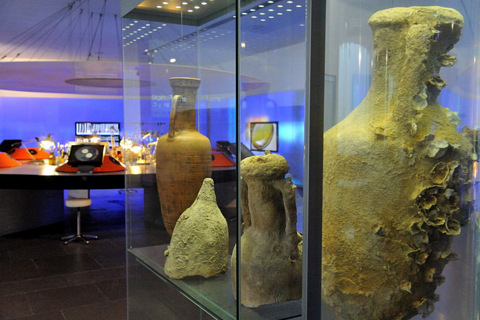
xmin=168 ymin=95 xmax=181 ymax=139
xmin=273 ymin=178 xmax=300 ymax=259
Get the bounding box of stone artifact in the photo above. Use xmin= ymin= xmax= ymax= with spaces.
xmin=322 ymin=7 xmax=477 ymax=320
xmin=232 ymin=153 xmax=302 ymax=307
xmin=164 ymin=178 xmax=229 ymax=279
xmin=156 ymin=77 xmax=212 ymax=235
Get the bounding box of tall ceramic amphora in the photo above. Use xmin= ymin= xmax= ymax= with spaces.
xmin=156 ymin=77 xmax=212 ymax=235
xmin=322 ymin=7 xmax=476 ymax=320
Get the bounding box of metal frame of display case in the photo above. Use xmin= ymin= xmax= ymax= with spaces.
xmin=304 ymin=2 xmax=326 ymax=319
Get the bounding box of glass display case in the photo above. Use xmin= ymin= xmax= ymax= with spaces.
xmin=121 ymin=0 xmax=307 ymax=319
xmin=122 ymin=0 xmax=479 ymax=319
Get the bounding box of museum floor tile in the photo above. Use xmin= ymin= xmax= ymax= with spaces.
xmin=0 ymin=189 xmax=127 ymax=320
xmin=0 ymin=189 xmax=206 ymax=320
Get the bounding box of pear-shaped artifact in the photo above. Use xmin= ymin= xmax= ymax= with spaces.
xmin=156 ymin=77 xmax=212 ymax=236
xmin=322 ymin=7 xmax=477 ymax=320
xmin=164 ymin=178 xmax=229 ymax=279
xmin=232 ymin=153 xmax=302 ymax=307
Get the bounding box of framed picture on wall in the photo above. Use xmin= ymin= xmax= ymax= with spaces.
xmin=250 ymin=121 xmax=278 ymax=152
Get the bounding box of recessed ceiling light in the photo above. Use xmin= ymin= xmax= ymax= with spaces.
xmin=194 ymin=6 xmax=200 ymax=9
xmin=201 ymin=2 xmax=207 ymax=5
xmin=176 ymin=6 xmax=181 ymax=8
xmin=296 ymin=5 xmax=302 ymax=7
xmin=251 ymin=15 xmax=257 ymax=18
xmin=268 ymin=9 xmax=274 ymax=11
xmin=258 ymin=4 xmax=264 ymax=8
xmin=277 ymin=12 xmax=283 ymax=15
xmin=286 ymin=9 xmax=292 ymax=12
xmin=269 ymin=16 xmax=274 ymax=18
xmin=250 ymin=8 xmax=255 ymax=11
xmin=163 ymin=2 xmax=168 ymax=4
xmin=156 ymin=5 xmax=162 ymax=8
xmin=278 ymin=5 xmax=283 ymax=7
xmin=188 ymin=9 xmax=193 ymax=12
xmin=260 ymin=19 xmax=266 ymax=22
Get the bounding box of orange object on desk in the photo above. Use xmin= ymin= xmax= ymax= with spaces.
xmin=211 ymin=151 xmax=235 ymax=167
xmin=0 ymin=152 xmax=22 ymax=167
xmin=55 ymin=155 xmax=126 ymax=173
xmin=10 ymin=148 xmax=50 ymax=160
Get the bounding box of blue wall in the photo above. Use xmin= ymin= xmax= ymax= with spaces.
xmin=0 ymin=96 xmax=123 ymax=146
xmin=0 ymin=91 xmax=306 ymax=184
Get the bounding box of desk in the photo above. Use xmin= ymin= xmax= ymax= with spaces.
xmin=0 ymin=162 xmax=235 ymax=190
xmin=0 ymin=162 xmax=125 ymax=190
xmin=0 ymin=162 xmax=236 ymax=235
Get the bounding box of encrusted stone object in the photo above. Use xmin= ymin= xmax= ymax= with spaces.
xmin=164 ymin=178 xmax=229 ymax=279
xmin=322 ymin=7 xmax=477 ymax=320
xmin=232 ymin=153 xmax=302 ymax=307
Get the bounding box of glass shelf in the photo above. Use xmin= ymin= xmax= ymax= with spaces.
xmin=129 ymin=245 xmax=302 ymax=320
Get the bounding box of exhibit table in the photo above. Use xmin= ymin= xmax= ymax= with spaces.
xmin=0 ymin=161 xmax=235 ymax=235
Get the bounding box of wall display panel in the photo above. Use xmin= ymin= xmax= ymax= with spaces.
xmin=323 ymin=1 xmax=480 ymax=320
xmin=122 ymin=0 xmax=308 ymax=319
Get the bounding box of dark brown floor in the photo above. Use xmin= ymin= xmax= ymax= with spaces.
xmin=0 ymin=188 xmax=217 ymax=320
xmin=0 ymin=187 xmax=307 ymax=320
xmin=0 ymin=190 xmax=127 ymax=320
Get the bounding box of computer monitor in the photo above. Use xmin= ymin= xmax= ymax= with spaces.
xmin=67 ymin=143 xmax=106 ymax=173
xmin=75 ymin=122 xmax=121 ymax=145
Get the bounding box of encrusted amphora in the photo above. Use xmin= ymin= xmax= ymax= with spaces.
xmin=322 ymin=7 xmax=477 ymax=320
xmin=232 ymin=153 xmax=302 ymax=308
xmin=155 ymin=77 xmax=212 ymax=236
xmin=164 ymin=178 xmax=229 ymax=279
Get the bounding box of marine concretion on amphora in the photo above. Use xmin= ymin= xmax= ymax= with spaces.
xmin=156 ymin=77 xmax=212 ymax=236
xmin=164 ymin=178 xmax=229 ymax=279
xmin=232 ymin=152 xmax=302 ymax=307
xmin=322 ymin=7 xmax=477 ymax=320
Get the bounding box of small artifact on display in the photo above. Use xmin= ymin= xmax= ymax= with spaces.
xmin=156 ymin=77 xmax=212 ymax=236
xmin=232 ymin=152 xmax=302 ymax=307
xmin=164 ymin=178 xmax=229 ymax=279
xmin=322 ymin=6 xmax=478 ymax=320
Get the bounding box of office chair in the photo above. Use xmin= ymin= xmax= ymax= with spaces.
xmin=62 ymin=189 xmax=98 ymax=245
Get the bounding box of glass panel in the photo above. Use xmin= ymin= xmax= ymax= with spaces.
xmin=237 ymin=0 xmax=307 ymax=318
xmin=323 ymin=1 xmax=479 ymax=319
xmin=122 ymin=1 xmax=238 ymax=319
